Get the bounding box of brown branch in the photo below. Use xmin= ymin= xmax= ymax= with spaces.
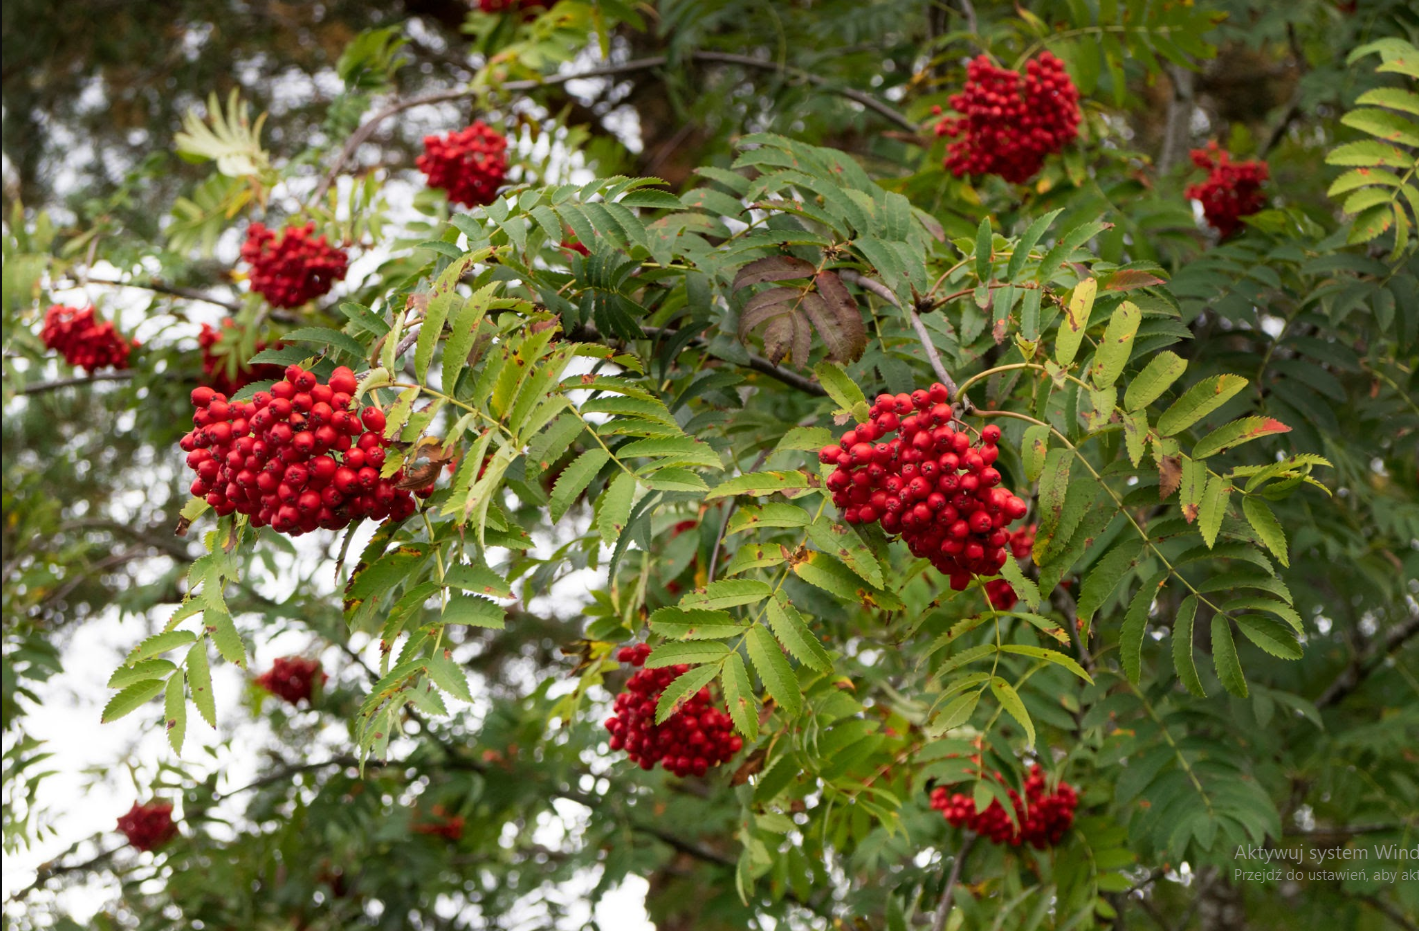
xmin=1315 ymin=610 xmax=1419 ymax=709
xmin=840 ymin=270 xmax=957 ymax=394
xmin=1361 ymin=894 xmax=1419 ymax=931
xmin=931 ymin=832 xmax=976 ymax=931
xmin=11 ymin=371 xmax=135 ymax=395
xmin=81 ymin=276 xmax=242 ymax=313
xmin=314 ymin=52 xmax=917 ymax=200
xmin=7 ymin=844 xmax=120 ymax=904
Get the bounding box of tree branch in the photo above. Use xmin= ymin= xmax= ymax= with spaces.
xmin=569 ymin=322 xmax=826 ymax=397
xmin=1361 ymin=894 xmax=1419 ymax=931
xmin=11 ymin=371 xmax=135 ymax=396
xmin=1315 ymin=610 xmax=1419 ymax=709
xmin=840 ymin=270 xmax=957 ymax=394
xmin=314 ymin=52 xmax=917 ymax=200
xmin=81 ymin=276 xmax=243 ymax=313
xmin=931 ymin=833 xmax=976 ymax=931
xmin=7 ymin=844 xmax=120 ymax=904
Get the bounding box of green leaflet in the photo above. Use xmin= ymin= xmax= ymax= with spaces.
xmin=655 ymin=664 xmax=722 ymax=724
xmin=1198 ymin=475 xmax=1232 ymax=548
xmin=1033 ymin=448 xmax=1072 ymax=553
xmin=1124 ymin=350 xmax=1187 ymax=411
xmin=1054 ymin=277 xmax=1096 ymax=367
xmin=1090 ymin=300 xmax=1141 ymax=387
xmin=997 ymin=555 xmax=1041 ymax=612
xmin=442 ymin=593 xmax=506 ymax=629
xmin=187 ymin=643 xmax=216 ymax=727
xmin=705 ymin=470 xmax=814 ymax=499
xmin=990 ymin=677 xmax=1035 ymax=748
xmin=746 ymin=625 xmax=801 ymax=718
xmin=1210 ymin=614 xmax=1249 ymax=698
xmin=1234 ymin=614 xmax=1303 ymax=660
xmin=999 ymin=644 xmax=1093 ymax=684
xmin=721 ymin=652 xmax=759 ymax=741
xmin=1193 ymin=416 xmax=1292 ymax=460
xmin=645 ymin=641 xmax=732 ymax=667
xmin=549 ymin=448 xmax=609 ymax=522
xmin=1121 ymin=572 xmax=1168 ymax=683
xmin=805 ymin=517 xmax=883 ymax=589
xmin=164 ymin=673 xmax=187 ymax=755
xmin=1156 ymin=375 xmax=1248 ymax=436
xmin=427 ymin=651 xmax=473 ymax=702
xmin=679 ymin=579 xmax=773 ymax=610
xmin=102 ymin=678 xmax=167 ymax=724
xmin=814 ymin=361 xmax=867 ymax=418
xmin=1075 ymin=538 xmax=1146 ymax=633
xmin=766 ymin=596 xmax=833 ymax=672
xmin=597 ymin=471 xmax=638 ymax=544
xmin=1021 ymin=424 xmax=1051 ymax=483
xmin=1242 ymin=497 xmax=1289 ymax=567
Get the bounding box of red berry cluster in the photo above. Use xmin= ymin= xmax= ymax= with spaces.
xmin=198 ymin=319 xmax=281 ymax=395
xmin=933 ymin=53 xmax=1081 ymax=184
xmin=41 ymin=304 xmax=136 ymax=372
xmin=179 ymin=365 xmax=424 ymax=536
xmin=819 ymin=385 xmax=1029 ymax=592
xmin=604 ymin=644 xmax=743 ymax=778
xmin=255 ymin=655 xmax=327 ymax=705
xmin=240 ymin=222 xmax=349 ymax=309
xmin=117 ymin=801 xmax=177 ymax=852
xmin=417 ymin=122 xmax=509 ymax=208
xmin=413 ymin=805 xmax=465 ymax=841
xmin=1186 ymin=142 xmax=1269 ymax=238
xmin=929 ymin=766 xmax=1078 ymax=848
xmin=982 ymin=524 xmax=1039 ymax=611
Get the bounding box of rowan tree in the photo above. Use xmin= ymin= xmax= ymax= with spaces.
xmin=3 ymin=2 xmax=1417 ymax=929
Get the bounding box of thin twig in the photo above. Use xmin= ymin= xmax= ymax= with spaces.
xmin=80 ymin=276 xmax=243 ymax=313
xmin=314 ymin=52 xmax=917 ymax=200
xmin=931 ymin=832 xmax=976 ymax=931
xmin=1361 ymin=894 xmax=1419 ymax=931
xmin=840 ymin=270 xmax=957 ymax=394
xmin=8 ymin=845 xmax=120 ymax=904
xmin=569 ymin=323 xmax=826 ymax=397
xmin=11 ymin=371 xmax=135 ymax=396
xmin=1316 ymin=610 xmax=1419 ymax=709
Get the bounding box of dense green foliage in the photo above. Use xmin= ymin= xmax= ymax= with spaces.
xmin=3 ymin=2 xmax=1417 ymax=929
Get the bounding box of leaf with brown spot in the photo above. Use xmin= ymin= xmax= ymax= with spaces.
xmin=800 ymin=291 xmax=865 ymax=363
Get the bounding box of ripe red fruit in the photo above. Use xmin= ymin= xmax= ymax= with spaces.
xmin=929 ymin=766 xmax=1078 ymax=848
xmin=240 ymin=222 xmax=349 ymax=308
xmin=932 ymin=53 xmax=1081 ymax=184
xmin=198 ymin=319 xmax=282 ymax=394
xmin=41 ymin=305 xmax=136 ymax=372
xmin=255 ymin=655 xmax=327 ymax=705
xmin=417 ymin=122 xmax=509 ymax=208
xmin=413 ymin=804 xmax=465 ymax=841
xmin=117 ymin=800 xmax=177 ymax=852
xmin=178 ymin=365 xmax=419 ymax=536
xmin=821 ymin=384 xmax=1028 ymax=591
xmin=1186 ymin=142 xmax=1269 ymax=237
xmin=604 ymin=643 xmax=743 ymax=778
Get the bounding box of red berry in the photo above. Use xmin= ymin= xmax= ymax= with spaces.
xmin=241 ymin=223 xmax=348 ymax=308
xmin=117 ymin=801 xmax=177 ymax=852
xmin=40 ymin=305 xmax=136 ymax=372
xmin=255 ymin=655 xmax=326 ymax=705
xmin=1186 ymin=142 xmax=1269 ymax=237
xmin=417 ymin=122 xmax=509 ymax=207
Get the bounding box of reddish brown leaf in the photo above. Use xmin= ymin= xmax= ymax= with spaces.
xmin=732 ymin=255 xmax=816 ymax=291
xmin=801 ymin=290 xmax=867 ymax=363
xmin=730 ymin=747 xmax=768 ymax=786
xmin=1102 ymin=269 xmax=1166 ymax=292
xmin=761 ymin=315 xmax=795 ymax=365
xmin=1158 ymin=455 xmax=1183 ymax=500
